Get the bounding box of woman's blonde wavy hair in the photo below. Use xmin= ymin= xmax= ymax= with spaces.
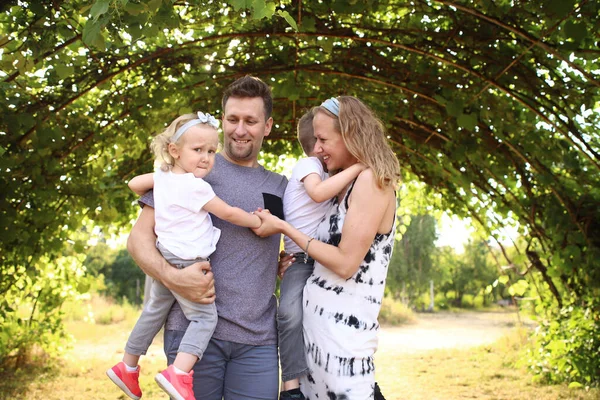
xmin=150 ymin=113 xmax=217 ymax=171
xmin=316 ymin=96 xmax=400 ymax=189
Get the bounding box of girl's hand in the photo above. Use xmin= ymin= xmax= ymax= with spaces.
xmin=251 ymin=210 xmax=283 ymax=237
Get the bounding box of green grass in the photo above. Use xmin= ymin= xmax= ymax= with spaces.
xmin=0 ymin=296 xmax=598 ymax=400
xmin=375 ymin=328 xmax=599 ymax=400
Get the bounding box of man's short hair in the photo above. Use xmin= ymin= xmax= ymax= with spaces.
xmin=222 ymin=75 xmax=273 ymax=120
xmin=297 ymin=109 xmax=316 ymax=156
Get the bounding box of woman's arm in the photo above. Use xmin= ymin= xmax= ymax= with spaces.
xmin=203 ymin=196 xmax=262 ymax=229
xmin=255 ymin=169 xmax=393 ymax=279
xmin=303 ymin=163 xmax=366 ymax=203
xmin=128 ymin=173 xmax=155 ymax=196
xmin=127 ymin=205 xmax=215 ymax=303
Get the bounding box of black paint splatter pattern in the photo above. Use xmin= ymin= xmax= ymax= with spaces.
xmin=300 ymin=180 xmax=397 ymax=399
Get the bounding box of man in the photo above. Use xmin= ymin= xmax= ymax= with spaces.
xmin=127 ymin=76 xmax=288 ymax=399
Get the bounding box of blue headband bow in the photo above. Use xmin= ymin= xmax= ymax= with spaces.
xmin=172 ymin=111 xmax=219 ymax=142
xmin=321 ymin=97 xmax=340 ymax=117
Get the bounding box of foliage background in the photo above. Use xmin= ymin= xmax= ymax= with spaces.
xmin=1 ymin=0 xmax=598 ymax=386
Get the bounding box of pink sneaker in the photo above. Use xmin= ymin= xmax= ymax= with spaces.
xmin=155 ymin=365 xmax=195 ymax=400
xmin=106 ymin=361 xmax=142 ymax=400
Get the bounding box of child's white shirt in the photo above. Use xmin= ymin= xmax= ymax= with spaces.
xmin=154 ymin=169 xmax=221 ymax=260
xmin=283 ymin=157 xmax=331 ymax=254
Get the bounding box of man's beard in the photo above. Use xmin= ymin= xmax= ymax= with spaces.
xmin=226 ymin=140 xmax=253 ymax=161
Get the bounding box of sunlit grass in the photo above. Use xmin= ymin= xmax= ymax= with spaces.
xmin=0 ymin=296 xmax=597 ymax=399
xmin=375 ymin=328 xmax=599 ymax=400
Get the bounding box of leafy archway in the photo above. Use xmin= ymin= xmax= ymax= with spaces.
xmin=1 ymin=0 xmax=598 ymax=384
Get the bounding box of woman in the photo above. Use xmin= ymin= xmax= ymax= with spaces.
xmin=254 ymin=96 xmax=400 ymax=399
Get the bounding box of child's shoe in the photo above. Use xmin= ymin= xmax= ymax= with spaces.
xmin=280 ymin=389 xmax=306 ymax=400
xmin=155 ymin=365 xmax=195 ymax=400
xmin=106 ymin=361 xmax=142 ymax=400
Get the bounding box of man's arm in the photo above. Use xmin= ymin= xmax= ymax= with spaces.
xmin=127 ymin=205 xmax=215 ymax=303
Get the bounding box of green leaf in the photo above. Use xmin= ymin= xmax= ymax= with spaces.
xmin=565 ymin=245 xmax=581 ymax=261
xmin=126 ymin=3 xmax=147 ymax=15
xmin=320 ymin=37 xmax=333 ymax=53
xmin=446 ymin=100 xmax=463 ymax=118
xmin=433 ymin=94 xmax=447 ymax=105
xmin=230 ymin=0 xmax=251 ymax=11
xmin=178 ymin=106 xmax=193 ymax=114
xmin=128 ymin=24 xmax=144 ymax=41
xmin=147 ymin=0 xmax=163 ymax=13
xmin=568 ymin=382 xmax=583 ymax=389
xmin=563 ymin=21 xmax=587 ymax=43
xmin=14 ymin=53 xmax=35 ymax=75
xmin=144 ymin=23 xmax=160 ymax=39
xmin=278 ymin=10 xmax=298 ymax=31
xmin=0 ymin=146 xmax=5 ymax=156
xmin=301 ymin=16 xmax=316 ymax=32
xmin=508 ymin=279 xmax=528 ymax=297
xmin=396 ymin=8 xmax=411 ymax=18
xmin=82 ymin=19 xmax=106 ymax=49
xmin=90 ymin=0 xmax=110 ymax=20
xmin=548 ymin=0 xmax=576 ymax=17
xmin=457 ymin=113 xmax=477 ymax=130
xmin=253 ymin=1 xmax=276 ymax=20
xmin=55 ymin=64 xmax=74 ymax=80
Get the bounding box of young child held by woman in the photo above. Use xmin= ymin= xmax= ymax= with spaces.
xmin=107 ymin=112 xmax=261 ymax=400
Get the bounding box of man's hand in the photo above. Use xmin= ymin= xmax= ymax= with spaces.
xmin=166 ymin=261 xmax=215 ymax=304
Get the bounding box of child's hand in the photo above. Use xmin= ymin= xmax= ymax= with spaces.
xmin=357 ymin=162 xmax=368 ymax=171
xmin=250 ymin=212 xmax=262 ymax=229
xmin=278 ymin=251 xmax=296 ymax=279
xmin=251 ymin=210 xmax=282 ymax=237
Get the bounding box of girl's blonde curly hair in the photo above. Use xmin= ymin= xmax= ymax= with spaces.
xmin=151 ymin=113 xmax=217 ymax=171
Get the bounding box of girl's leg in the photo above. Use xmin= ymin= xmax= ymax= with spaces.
xmin=173 ymin=352 xmax=199 ymax=372
xmin=155 ymin=294 xmax=217 ymax=400
xmin=123 ymin=353 xmax=141 ymax=368
xmin=171 ymin=291 xmax=218 ymax=370
xmin=124 ymin=278 xmax=176 ymax=362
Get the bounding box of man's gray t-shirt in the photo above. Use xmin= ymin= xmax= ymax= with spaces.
xmin=140 ymin=153 xmax=288 ymax=345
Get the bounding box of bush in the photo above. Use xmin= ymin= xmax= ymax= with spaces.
xmin=0 ymin=255 xmax=87 ymax=368
xmin=526 ymin=298 xmax=600 ymax=388
xmin=379 ymin=296 xmax=415 ymax=325
xmin=79 ymin=295 xmax=140 ymax=325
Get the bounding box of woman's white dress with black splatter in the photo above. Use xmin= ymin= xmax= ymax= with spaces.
xmin=299 ymin=181 xmax=396 ymax=400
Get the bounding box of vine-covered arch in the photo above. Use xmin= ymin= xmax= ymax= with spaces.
xmin=1 ymin=0 xmax=599 ymax=382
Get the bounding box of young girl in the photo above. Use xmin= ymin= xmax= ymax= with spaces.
xmin=107 ymin=112 xmax=261 ymax=400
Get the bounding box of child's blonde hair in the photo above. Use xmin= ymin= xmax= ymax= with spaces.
xmin=151 ymin=113 xmax=218 ymax=171
xmin=316 ymin=96 xmax=400 ymax=189
xmin=297 ymin=109 xmax=316 ymax=156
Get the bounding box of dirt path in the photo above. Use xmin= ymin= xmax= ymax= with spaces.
xmin=378 ymin=310 xmax=528 ymax=353
xmin=46 ymin=310 xmax=530 ymax=400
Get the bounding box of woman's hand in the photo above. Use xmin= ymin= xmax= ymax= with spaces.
xmin=277 ymin=251 xmax=296 ymax=279
xmin=251 ymin=209 xmax=284 ymax=237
